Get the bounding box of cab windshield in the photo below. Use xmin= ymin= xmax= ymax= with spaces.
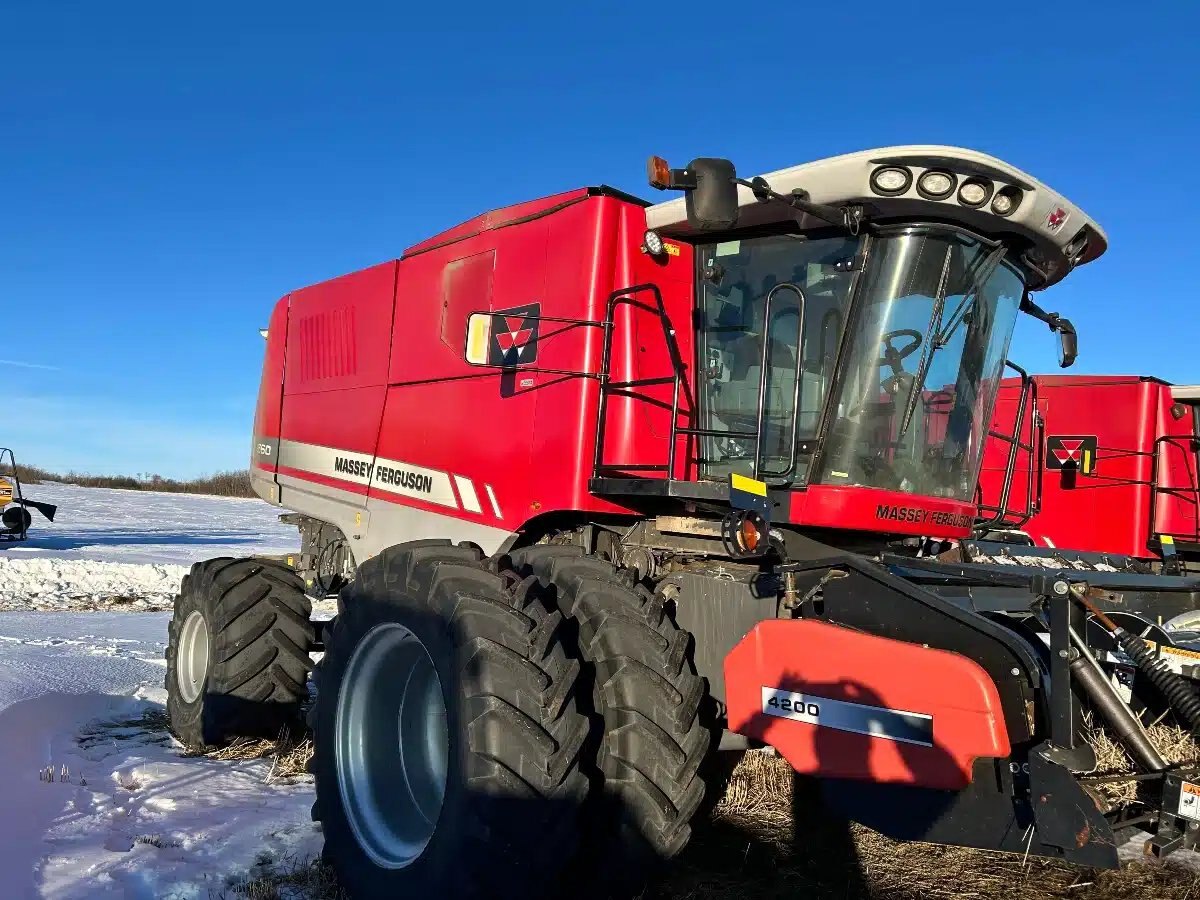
xmin=813 ymin=227 xmax=1023 ymax=500
xmin=696 ymin=227 xmax=1024 ymax=500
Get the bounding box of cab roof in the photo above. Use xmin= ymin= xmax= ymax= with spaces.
xmin=646 ymin=145 xmax=1107 ymax=290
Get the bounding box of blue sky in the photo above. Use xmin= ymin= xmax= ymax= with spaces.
xmin=0 ymin=3 xmax=1195 ymax=477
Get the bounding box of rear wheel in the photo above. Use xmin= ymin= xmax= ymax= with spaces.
xmin=505 ymin=545 xmax=715 ymax=897
xmin=165 ymin=557 xmax=315 ymax=750
xmin=310 ymin=540 xmax=590 ymax=899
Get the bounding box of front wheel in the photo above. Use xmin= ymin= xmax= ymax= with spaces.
xmin=310 ymin=540 xmax=590 ymax=899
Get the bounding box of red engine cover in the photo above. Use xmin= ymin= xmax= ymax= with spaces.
xmin=725 ymin=620 xmax=1010 ymax=791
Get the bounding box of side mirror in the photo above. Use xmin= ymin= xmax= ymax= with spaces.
xmin=685 ymin=158 xmax=739 ymax=231
xmin=647 ymin=156 xmax=739 ymax=231
xmin=1055 ymin=317 xmax=1078 ymax=368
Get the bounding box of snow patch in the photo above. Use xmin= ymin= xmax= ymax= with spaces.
xmin=6 ymin=482 xmax=297 ymax=566
xmin=0 ymin=612 xmax=321 ymax=898
xmin=0 ymin=483 xmax=299 ymax=610
xmin=0 ymin=558 xmax=188 ymax=610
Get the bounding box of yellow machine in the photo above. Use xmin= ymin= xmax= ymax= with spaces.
xmin=0 ymin=449 xmax=57 ymax=541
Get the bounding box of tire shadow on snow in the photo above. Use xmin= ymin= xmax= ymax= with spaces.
xmin=20 ymin=529 xmax=269 ymax=553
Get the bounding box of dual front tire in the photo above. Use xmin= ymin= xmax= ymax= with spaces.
xmin=310 ymin=541 xmax=591 ymax=898
xmin=166 ymin=542 xmax=714 ymax=899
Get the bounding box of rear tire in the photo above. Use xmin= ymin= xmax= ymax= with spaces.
xmin=310 ymin=540 xmax=590 ymax=899
xmin=166 ymin=557 xmax=315 ymax=750
xmin=506 ymin=545 xmax=715 ymax=897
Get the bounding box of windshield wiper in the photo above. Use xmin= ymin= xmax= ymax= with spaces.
xmin=896 ymin=243 xmax=1008 ymax=438
xmin=933 ymin=244 xmax=1008 ymax=348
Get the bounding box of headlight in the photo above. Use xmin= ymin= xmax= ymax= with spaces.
xmin=957 ymin=179 xmax=992 ymax=208
xmin=642 ymin=229 xmax=665 ymax=256
xmin=991 ymin=187 xmax=1023 ymax=217
xmin=917 ymin=170 xmax=956 ymax=200
xmin=870 ymin=166 xmax=912 ymax=196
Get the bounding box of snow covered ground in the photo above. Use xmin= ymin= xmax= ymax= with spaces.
xmin=0 ymin=484 xmax=298 ymax=610
xmin=0 ymin=613 xmax=321 ymax=899
xmin=0 ymin=486 xmax=319 ymax=898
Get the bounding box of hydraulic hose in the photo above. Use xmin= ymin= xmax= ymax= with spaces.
xmin=1076 ymin=589 xmax=1200 ymax=734
xmin=1112 ymin=628 xmax=1200 ymax=733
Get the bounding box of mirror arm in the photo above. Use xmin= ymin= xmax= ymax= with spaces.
xmin=739 ymin=177 xmax=865 ymax=235
xmin=1021 ymin=292 xmax=1077 ymax=368
xmin=1019 ymin=294 xmax=1062 ymax=331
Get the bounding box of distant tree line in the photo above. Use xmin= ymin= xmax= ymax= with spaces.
xmin=11 ymin=465 xmax=255 ymax=498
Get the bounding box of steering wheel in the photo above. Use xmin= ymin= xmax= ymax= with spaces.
xmin=879 ymin=328 xmax=923 ymax=376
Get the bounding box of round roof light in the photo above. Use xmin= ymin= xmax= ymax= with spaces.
xmin=917 ymin=170 xmax=956 ymax=200
xmin=870 ymin=166 xmax=912 ymax=196
xmin=992 ymin=187 xmax=1023 ymax=217
xmin=642 ymin=229 xmax=665 ymax=256
xmin=958 ymin=179 xmax=991 ymax=208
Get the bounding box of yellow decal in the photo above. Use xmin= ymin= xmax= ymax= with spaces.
xmin=1162 ymin=644 xmax=1200 ymax=661
xmin=1162 ymin=534 xmax=1176 ymax=546
xmin=355 ymin=512 xmax=363 ymax=527
xmin=465 ymin=314 xmax=491 ymax=365
xmin=663 ymin=242 xmax=681 ymax=257
xmin=287 ymin=555 xmax=294 ymax=567
xmin=731 ymin=473 xmax=768 ymax=498
xmin=1082 ymin=449 xmax=1093 ymax=474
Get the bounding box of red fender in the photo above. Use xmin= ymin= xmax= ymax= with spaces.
xmin=724 ymin=619 xmax=1010 ymax=790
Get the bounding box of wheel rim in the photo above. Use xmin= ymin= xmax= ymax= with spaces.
xmin=335 ymin=622 xmax=449 ymax=869
xmin=177 ymin=611 xmax=210 ymax=704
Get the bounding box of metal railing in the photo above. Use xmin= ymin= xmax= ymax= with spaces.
xmin=591 ymin=283 xmax=808 ymax=484
xmin=975 ymin=362 xmax=1042 ymax=531
xmin=1148 ymin=434 xmax=1200 ymax=547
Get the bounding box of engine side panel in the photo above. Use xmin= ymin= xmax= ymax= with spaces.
xmin=259 ymin=190 xmax=698 ymax=557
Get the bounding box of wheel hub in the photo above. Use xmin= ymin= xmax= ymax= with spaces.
xmin=177 ymin=610 xmax=210 ymax=704
xmin=335 ymin=622 xmax=449 ymax=869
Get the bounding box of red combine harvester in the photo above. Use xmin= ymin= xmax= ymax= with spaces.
xmin=166 ymin=146 xmax=1200 ymax=899
xmin=980 ymin=375 xmax=1200 ymax=569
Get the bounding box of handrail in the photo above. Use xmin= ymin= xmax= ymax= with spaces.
xmin=1148 ymin=434 xmax=1200 ymax=546
xmin=753 ymin=283 xmax=806 ymax=480
xmin=976 ymin=362 xmax=1040 ymax=531
xmin=592 ymin=284 xmax=696 ymax=480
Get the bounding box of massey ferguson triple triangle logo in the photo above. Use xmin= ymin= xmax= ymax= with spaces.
xmin=488 ymin=303 xmax=540 ymax=366
xmin=1046 ymin=434 xmax=1098 ymax=472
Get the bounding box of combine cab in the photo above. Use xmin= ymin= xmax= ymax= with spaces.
xmin=165 ymin=146 xmax=1200 ymax=898
xmin=0 ymin=448 xmax=56 ymax=542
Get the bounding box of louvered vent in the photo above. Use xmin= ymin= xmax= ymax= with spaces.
xmin=298 ymin=307 xmax=358 ymax=382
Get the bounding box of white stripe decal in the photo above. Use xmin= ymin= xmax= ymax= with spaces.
xmin=485 ymin=484 xmax=502 ymax=518
xmin=453 ymin=475 xmax=482 ymax=514
xmin=277 ymin=439 xmax=458 ymax=509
